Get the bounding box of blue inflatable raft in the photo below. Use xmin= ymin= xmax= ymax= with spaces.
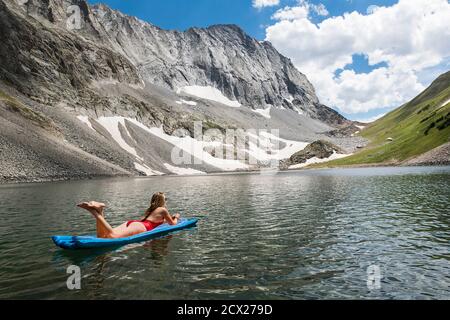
xmin=52 ymin=218 xmax=198 ymax=250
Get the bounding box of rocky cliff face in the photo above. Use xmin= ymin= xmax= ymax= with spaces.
xmin=91 ymin=4 xmax=347 ymax=124
xmin=1 ymin=0 xmax=347 ymax=125
xmin=92 ymin=5 xmax=316 ymax=108
xmin=0 ymin=0 xmax=361 ymax=183
xmin=0 ymin=0 xmax=141 ymax=104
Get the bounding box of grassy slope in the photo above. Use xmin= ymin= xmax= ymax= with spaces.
xmin=314 ymin=71 xmax=450 ymax=167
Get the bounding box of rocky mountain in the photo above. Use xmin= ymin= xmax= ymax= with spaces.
xmin=92 ymin=5 xmax=320 ymax=114
xmin=280 ymin=140 xmax=346 ymax=170
xmin=0 ymin=0 xmax=362 ymax=183
xmin=2 ymin=0 xmax=348 ymax=123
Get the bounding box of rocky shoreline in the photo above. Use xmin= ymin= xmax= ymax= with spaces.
xmin=291 ymin=143 xmax=450 ymax=171
xmin=403 ymin=142 xmax=450 ymax=167
xmin=3 ymin=159 xmax=449 ymax=185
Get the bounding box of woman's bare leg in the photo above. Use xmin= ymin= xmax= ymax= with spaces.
xmin=77 ymin=202 xmax=116 ymax=238
xmin=77 ymin=202 xmax=147 ymax=238
xmin=94 ymin=204 xmax=110 ymax=238
xmin=113 ymin=222 xmax=147 ymax=238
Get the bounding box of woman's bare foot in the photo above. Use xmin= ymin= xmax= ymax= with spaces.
xmin=77 ymin=201 xmax=106 ymax=217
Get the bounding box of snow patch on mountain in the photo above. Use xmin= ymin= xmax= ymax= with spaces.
xmin=164 ymin=163 xmax=206 ymax=175
xmin=176 ymin=99 xmax=198 ymax=106
xmin=77 ymin=115 xmax=94 ymax=130
xmin=126 ymin=120 xmax=249 ymax=171
xmin=177 ymin=86 xmax=241 ymax=108
xmin=247 ymin=131 xmax=308 ymax=161
xmin=134 ymin=162 xmax=163 ymax=176
xmin=91 ymin=116 xmax=311 ymax=173
xmin=252 ymin=107 xmax=271 ymax=119
xmin=96 ymin=116 xmax=143 ymax=161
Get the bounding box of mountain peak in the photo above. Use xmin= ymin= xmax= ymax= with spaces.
xmin=89 ymin=6 xmax=327 ymax=116
xmin=207 ymin=24 xmax=245 ymax=32
xmin=2 ymin=0 xmax=347 ymax=125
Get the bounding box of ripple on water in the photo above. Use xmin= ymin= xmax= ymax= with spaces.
xmin=0 ymin=167 xmax=449 ymax=299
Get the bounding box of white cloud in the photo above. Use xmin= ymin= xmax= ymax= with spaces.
xmin=253 ymin=0 xmax=280 ymax=9
xmin=366 ymin=5 xmax=380 ymax=14
xmin=273 ymin=0 xmax=328 ymax=20
xmin=311 ymin=3 xmax=329 ymax=16
xmin=272 ymin=6 xmax=309 ymax=20
xmin=313 ymin=66 xmax=425 ymax=114
xmin=266 ymin=0 xmax=450 ymax=114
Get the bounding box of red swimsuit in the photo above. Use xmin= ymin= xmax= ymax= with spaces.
xmin=126 ymin=220 xmax=163 ymax=231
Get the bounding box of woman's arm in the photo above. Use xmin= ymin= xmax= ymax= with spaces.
xmin=162 ymin=208 xmax=180 ymax=225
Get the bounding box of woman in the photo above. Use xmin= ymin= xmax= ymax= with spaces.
xmin=77 ymin=192 xmax=181 ymax=239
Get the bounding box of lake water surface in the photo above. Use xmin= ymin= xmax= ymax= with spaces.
xmin=0 ymin=166 xmax=449 ymax=299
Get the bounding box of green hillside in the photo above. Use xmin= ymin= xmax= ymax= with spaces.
xmin=318 ymin=71 xmax=450 ymax=167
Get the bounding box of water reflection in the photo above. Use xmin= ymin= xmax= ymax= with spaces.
xmin=0 ymin=166 xmax=449 ymax=299
xmin=53 ymin=236 xmax=174 ymax=267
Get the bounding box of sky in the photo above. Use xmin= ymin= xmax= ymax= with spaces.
xmin=88 ymin=0 xmax=450 ymax=122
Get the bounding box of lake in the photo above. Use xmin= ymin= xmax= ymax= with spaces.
xmin=0 ymin=166 xmax=449 ymax=299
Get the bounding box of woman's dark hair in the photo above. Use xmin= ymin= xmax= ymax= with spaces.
xmin=142 ymin=192 xmax=166 ymax=221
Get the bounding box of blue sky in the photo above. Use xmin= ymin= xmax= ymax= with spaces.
xmin=88 ymin=0 xmax=398 ymax=39
xmin=87 ymin=1 xmax=449 ymax=121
